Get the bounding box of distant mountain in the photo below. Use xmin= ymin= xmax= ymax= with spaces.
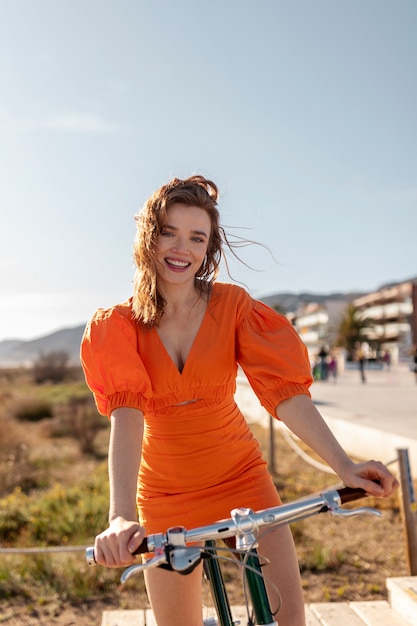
xmin=0 ymin=282 xmax=409 ymax=367
xmin=259 ymin=275 xmax=417 ymax=313
xmin=259 ymin=291 xmax=362 ymax=313
xmin=0 ymin=325 xmax=85 ymax=367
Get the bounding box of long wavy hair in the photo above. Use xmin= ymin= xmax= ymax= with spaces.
xmin=132 ymin=175 xmax=226 ymax=326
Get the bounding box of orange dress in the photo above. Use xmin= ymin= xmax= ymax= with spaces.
xmin=81 ymin=283 xmax=313 ymax=534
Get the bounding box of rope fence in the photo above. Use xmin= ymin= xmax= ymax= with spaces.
xmin=276 ymin=421 xmax=399 ymax=475
xmin=0 ymin=545 xmax=90 ymax=554
xmin=278 ymin=425 xmax=336 ymax=475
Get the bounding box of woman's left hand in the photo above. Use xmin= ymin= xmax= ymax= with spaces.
xmin=340 ymin=459 xmax=399 ymax=497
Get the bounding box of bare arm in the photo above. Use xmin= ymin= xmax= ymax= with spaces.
xmin=276 ymin=394 xmax=398 ymax=497
xmin=108 ymin=407 xmax=144 ymax=522
xmin=95 ymin=407 xmax=146 ymax=567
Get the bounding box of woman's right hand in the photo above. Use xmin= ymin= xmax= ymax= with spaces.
xmin=94 ymin=516 xmax=146 ymax=568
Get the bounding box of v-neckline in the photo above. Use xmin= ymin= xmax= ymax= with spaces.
xmin=153 ymin=298 xmax=211 ymax=376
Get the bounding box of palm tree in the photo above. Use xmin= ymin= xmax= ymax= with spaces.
xmin=335 ymin=304 xmax=374 ymax=360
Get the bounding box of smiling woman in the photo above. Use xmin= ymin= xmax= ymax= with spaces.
xmin=155 ymin=204 xmax=211 ymax=285
xmin=132 ymin=176 xmax=224 ymax=327
xmin=80 ymin=175 xmax=398 ymax=626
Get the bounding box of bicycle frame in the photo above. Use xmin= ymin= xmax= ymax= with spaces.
xmin=86 ymin=486 xmax=381 ymax=626
xmin=203 ymin=540 xmax=236 ymax=626
xmin=203 ymin=539 xmax=276 ymax=626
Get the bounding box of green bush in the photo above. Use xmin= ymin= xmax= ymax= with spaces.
xmin=0 ymin=464 xmax=109 ymax=546
xmin=0 ymin=488 xmax=30 ymax=541
xmin=0 ymin=463 xmax=131 ymax=605
xmin=0 ymin=553 xmax=144 ymax=604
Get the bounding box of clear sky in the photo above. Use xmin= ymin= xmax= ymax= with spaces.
xmin=1 ymin=0 xmax=416 ymax=342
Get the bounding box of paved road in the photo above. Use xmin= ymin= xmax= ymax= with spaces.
xmin=309 ymin=362 xmax=417 ymax=477
xmin=311 ymin=362 xmax=416 ymax=440
xmin=236 ymin=361 xmax=417 ymax=477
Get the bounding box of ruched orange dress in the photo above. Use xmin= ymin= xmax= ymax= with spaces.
xmin=81 ymin=283 xmax=313 ymax=534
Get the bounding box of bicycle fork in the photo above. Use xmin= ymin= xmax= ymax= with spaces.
xmin=203 ymin=540 xmax=277 ymax=626
xmin=239 ymin=550 xmax=277 ymax=626
xmin=203 ymin=540 xmax=235 ymax=626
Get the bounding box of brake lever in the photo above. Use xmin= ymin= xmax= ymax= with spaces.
xmin=331 ymin=506 xmax=382 ymax=519
xmin=322 ymin=491 xmax=382 ymax=519
xmin=120 ymin=548 xmax=167 ymax=583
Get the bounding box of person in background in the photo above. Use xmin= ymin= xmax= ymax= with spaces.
xmin=81 ymin=175 xmax=398 ymax=626
xmin=318 ymin=345 xmax=329 ymax=381
xmin=328 ymin=352 xmax=338 ymax=383
xmin=355 ymin=341 xmax=367 ymax=384
xmin=382 ymin=350 xmax=391 ymax=370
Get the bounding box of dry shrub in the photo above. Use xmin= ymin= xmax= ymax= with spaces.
xmin=13 ymin=397 xmax=53 ymax=422
xmin=51 ymin=396 xmax=105 ymax=456
xmin=0 ymin=414 xmax=33 ymax=495
xmin=32 ymin=351 xmax=71 ymax=384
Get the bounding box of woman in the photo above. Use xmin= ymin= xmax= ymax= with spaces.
xmin=81 ymin=175 xmax=398 ymax=626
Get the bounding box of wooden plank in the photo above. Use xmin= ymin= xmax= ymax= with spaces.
xmin=147 ymin=607 xmax=242 ymax=625
xmin=310 ymin=602 xmax=365 ymax=625
xmin=387 ymin=576 xmax=417 ymax=626
xmin=103 ymin=602 xmax=409 ymax=626
xmin=101 ymin=610 xmax=145 ymax=626
xmin=144 ymin=609 xmax=157 ymax=625
xmin=305 ymin=604 xmax=324 ymax=625
xmin=231 ymin=604 xmax=254 ymax=623
xmin=351 ymin=600 xmax=410 ymax=625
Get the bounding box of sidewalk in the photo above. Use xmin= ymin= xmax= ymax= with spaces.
xmin=310 ymin=362 xmax=417 ymax=476
xmin=235 ymin=362 xmax=417 ymax=477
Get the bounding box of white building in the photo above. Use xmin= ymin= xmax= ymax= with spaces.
xmin=289 ymin=300 xmax=347 ymax=361
xmin=353 ymin=279 xmax=417 ymax=362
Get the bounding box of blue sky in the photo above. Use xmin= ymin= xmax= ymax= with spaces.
xmin=1 ymin=0 xmax=416 ymax=341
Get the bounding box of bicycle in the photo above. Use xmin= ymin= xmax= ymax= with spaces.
xmin=86 ymin=484 xmax=382 ymax=626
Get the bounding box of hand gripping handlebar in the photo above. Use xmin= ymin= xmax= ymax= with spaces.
xmin=85 ymin=485 xmax=382 ymax=575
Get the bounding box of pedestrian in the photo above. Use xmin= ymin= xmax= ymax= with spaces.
xmin=382 ymin=350 xmax=391 ymax=370
xmin=81 ymin=175 xmax=398 ymax=626
xmin=328 ymin=352 xmax=338 ymax=383
xmin=318 ymin=345 xmax=329 ymax=381
xmin=355 ymin=341 xmax=367 ymax=383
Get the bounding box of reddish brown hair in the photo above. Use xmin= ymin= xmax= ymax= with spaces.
xmin=132 ymin=175 xmax=225 ymax=326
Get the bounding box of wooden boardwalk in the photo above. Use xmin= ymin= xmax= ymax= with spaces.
xmin=100 ymin=576 xmax=417 ymax=625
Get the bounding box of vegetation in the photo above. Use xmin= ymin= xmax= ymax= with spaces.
xmin=335 ymin=304 xmax=375 ymax=358
xmin=0 ymin=366 xmax=406 ymax=621
xmin=32 ymin=351 xmax=72 ymax=385
xmin=13 ymin=398 xmax=53 ymax=422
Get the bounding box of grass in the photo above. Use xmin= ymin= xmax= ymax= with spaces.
xmin=0 ymin=464 xmax=109 ymax=546
xmin=0 ymin=367 xmax=408 ymax=613
xmin=0 ymin=462 xmax=144 ymax=606
xmin=0 ymin=416 xmax=338 ymax=607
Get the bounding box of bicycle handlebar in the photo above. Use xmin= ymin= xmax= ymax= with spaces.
xmin=337 ymin=485 xmax=371 ymax=504
xmin=86 ymin=484 xmax=381 ymax=567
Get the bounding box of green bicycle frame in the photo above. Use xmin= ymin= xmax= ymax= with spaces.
xmin=203 ymin=540 xmax=234 ymax=626
xmin=239 ymin=550 xmax=276 ymax=625
xmin=203 ymin=540 xmax=276 ymax=626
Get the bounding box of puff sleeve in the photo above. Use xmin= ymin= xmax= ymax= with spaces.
xmin=236 ymin=298 xmax=313 ymax=417
xmin=80 ymin=304 xmax=152 ymax=417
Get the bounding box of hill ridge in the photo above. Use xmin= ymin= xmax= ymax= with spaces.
xmin=0 ymin=289 xmax=359 ymax=367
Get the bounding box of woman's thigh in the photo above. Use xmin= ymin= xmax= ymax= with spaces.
xmin=257 ymin=524 xmax=306 ymax=626
xmin=143 ymin=526 xmax=306 ymax=626
xmin=144 ymin=562 xmax=204 ymax=626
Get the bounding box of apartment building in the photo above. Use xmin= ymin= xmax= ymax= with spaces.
xmin=263 ymin=278 xmax=416 ymax=364
xmin=288 ymin=299 xmax=347 ymax=360
xmin=352 ymin=278 xmax=417 ymax=362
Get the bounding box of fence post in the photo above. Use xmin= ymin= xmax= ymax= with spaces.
xmin=397 ymin=448 xmax=417 ymax=575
